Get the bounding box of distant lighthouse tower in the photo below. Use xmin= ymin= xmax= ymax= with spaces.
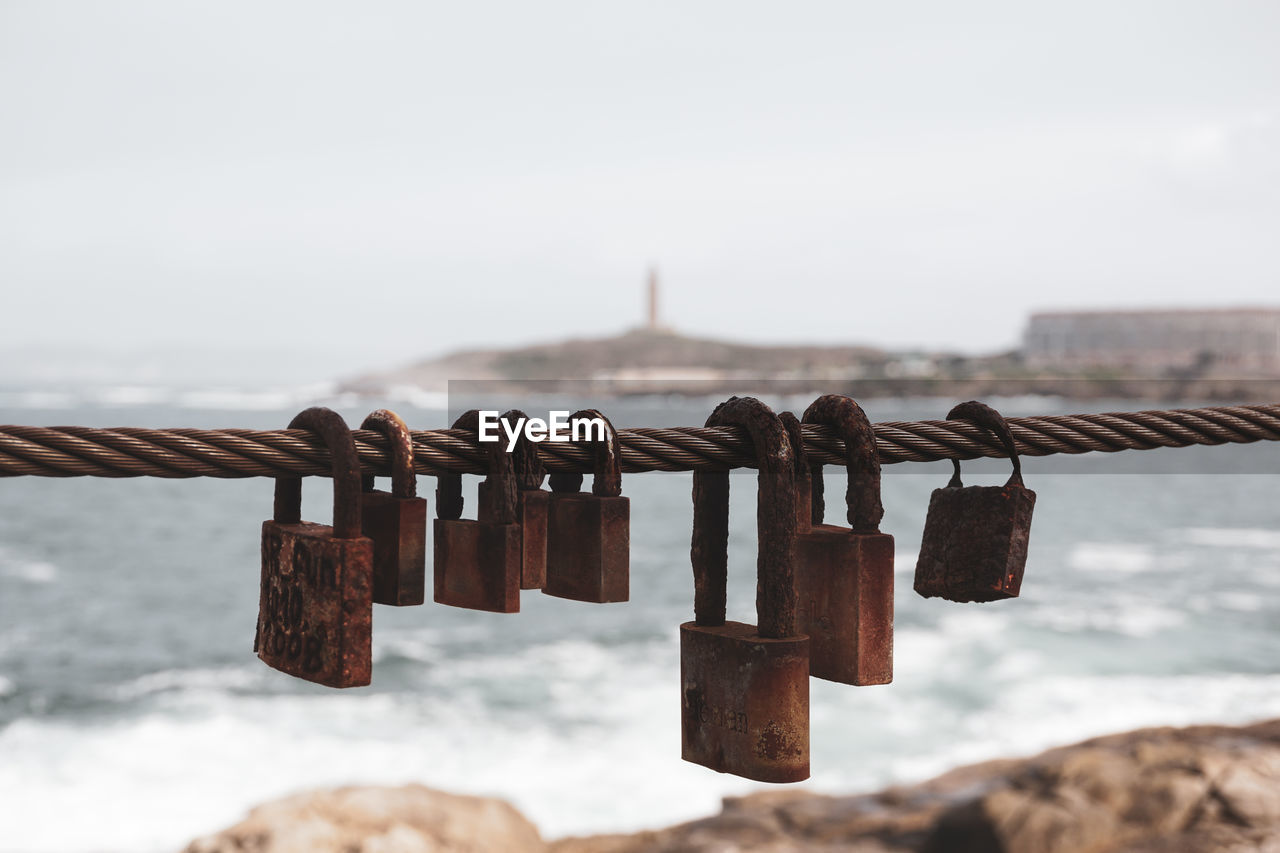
xmin=647 ymin=267 xmax=660 ymax=331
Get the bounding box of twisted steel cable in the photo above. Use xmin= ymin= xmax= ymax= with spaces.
xmin=0 ymin=404 xmax=1277 ymax=479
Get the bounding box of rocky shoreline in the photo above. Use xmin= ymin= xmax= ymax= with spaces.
xmin=185 ymin=717 xmax=1280 ymax=853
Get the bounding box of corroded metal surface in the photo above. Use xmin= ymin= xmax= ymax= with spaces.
xmin=503 ymin=410 xmax=548 ymax=590
xmin=794 ymin=528 xmax=894 ymax=685
xmin=792 ymin=395 xmax=894 ymax=686
xmin=432 ymin=516 xmax=521 ymax=613
xmin=516 ymin=489 xmax=549 ymax=590
xmin=914 ymin=401 xmax=1037 ymax=603
xmin=257 ymin=521 xmax=373 ymax=687
xmin=680 ymin=621 xmax=809 ymax=783
xmin=433 ymin=410 xmax=521 ymax=612
xmin=544 ymin=493 xmax=629 ymax=602
xmin=803 ymin=394 xmax=883 ymax=533
xmin=259 ymin=407 xmax=373 ymax=687
xmin=360 ymin=410 xmax=427 ymax=607
xmin=914 ymin=484 xmax=1036 ymax=602
xmin=684 ymin=396 xmax=808 ymax=782
xmin=780 ymin=412 xmax=812 ymax=533
xmin=693 ymin=396 xmax=797 ymax=638
xmin=544 ymin=410 xmax=630 ymax=603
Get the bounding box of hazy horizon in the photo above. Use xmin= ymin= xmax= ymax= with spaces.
xmin=4 ymin=2 xmax=1279 ymax=384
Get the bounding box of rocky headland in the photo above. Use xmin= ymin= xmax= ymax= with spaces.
xmin=185 ymin=717 xmax=1280 ymax=853
xmin=339 ymin=328 xmax=1280 ymax=402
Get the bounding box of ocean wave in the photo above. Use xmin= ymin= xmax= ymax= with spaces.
xmin=1182 ymin=527 xmax=1280 ymax=550
xmin=0 ymin=548 xmax=59 ymax=584
xmin=1065 ymin=542 xmax=1157 ymax=574
xmin=109 ymin=667 xmax=266 ymax=702
xmin=1026 ymin=601 xmax=1187 ymax=637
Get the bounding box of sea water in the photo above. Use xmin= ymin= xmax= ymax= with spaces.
xmin=1 ymin=391 xmax=1278 ymax=852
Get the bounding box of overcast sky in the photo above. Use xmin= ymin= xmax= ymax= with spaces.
xmin=2 ymin=2 xmax=1278 ymax=380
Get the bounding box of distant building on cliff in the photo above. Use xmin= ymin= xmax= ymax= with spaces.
xmin=1022 ymin=308 xmax=1280 ymax=373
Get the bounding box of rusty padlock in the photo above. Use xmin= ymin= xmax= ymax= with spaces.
xmin=543 ymin=409 xmax=630 ymax=603
xmin=681 ymin=396 xmax=809 ymax=784
xmin=913 ymin=401 xmax=1036 ymax=602
xmin=360 ymin=409 xmax=427 ymax=606
xmin=502 ymin=409 xmax=550 ymax=590
xmin=789 ymin=396 xmax=894 ymax=686
xmin=433 ymin=409 xmax=521 ymax=613
xmin=256 ymin=407 xmax=374 ymax=688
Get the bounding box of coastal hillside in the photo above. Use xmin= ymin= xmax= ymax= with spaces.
xmin=338 ymin=327 xmax=1280 ymax=401
xmin=339 ymin=327 xmax=891 ymax=395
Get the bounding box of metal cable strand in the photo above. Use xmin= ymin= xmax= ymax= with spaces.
xmin=0 ymin=404 xmax=1277 ymax=479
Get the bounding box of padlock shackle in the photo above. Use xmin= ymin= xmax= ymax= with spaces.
xmin=692 ymin=396 xmax=797 ymax=640
xmin=802 ymin=395 xmax=884 ymax=534
xmin=359 ymin=409 xmax=417 ymax=499
xmin=273 ymin=407 xmax=363 ymax=539
xmin=501 ymin=409 xmax=546 ymax=492
xmin=779 ymin=412 xmax=814 ymax=532
xmin=435 ymin=410 xmax=518 ymax=524
xmin=548 ymin=409 xmax=623 ymax=498
xmin=945 ymin=400 xmax=1024 ymax=488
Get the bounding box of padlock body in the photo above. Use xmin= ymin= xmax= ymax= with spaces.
xmin=433 ymin=518 xmax=521 ymax=612
xmin=795 ymin=527 xmax=894 ymax=685
xmin=544 ymin=494 xmax=630 ymax=603
xmin=680 ymin=621 xmax=810 ymax=783
xmin=257 ymin=521 xmax=374 ymax=688
xmin=914 ymin=484 xmax=1036 ymax=602
xmin=361 ymin=490 xmax=427 ymax=606
xmin=518 ymin=489 xmax=549 ymax=590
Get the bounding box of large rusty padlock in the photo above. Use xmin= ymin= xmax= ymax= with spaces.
xmin=502 ymin=409 xmax=550 ymax=590
xmin=789 ymin=396 xmax=894 ymax=685
xmin=914 ymin=401 xmax=1036 ymax=602
xmin=256 ymin=407 xmax=374 ymax=688
xmin=681 ymin=396 xmax=809 ymax=783
xmin=360 ymin=409 xmax=427 ymax=606
xmin=543 ymin=409 xmax=630 ymax=603
xmin=433 ymin=409 xmax=521 ymax=613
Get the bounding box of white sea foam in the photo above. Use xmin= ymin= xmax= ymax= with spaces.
xmin=1066 ymin=542 xmax=1156 ymax=574
xmin=0 ymin=550 xmax=58 ymax=584
xmin=109 ymin=666 xmax=265 ymax=702
xmin=3 ymin=633 xmax=1280 ymax=853
xmin=1183 ymin=527 xmax=1280 ymax=550
xmin=1027 ymin=601 xmax=1186 ymax=637
xmin=382 ymin=385 xmax=449 ymax=410
xmin=0 ymin=390 xmax=76 ymax=409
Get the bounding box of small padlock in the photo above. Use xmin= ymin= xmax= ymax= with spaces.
xmin=433 ymin=409 xmax=521 ymax=613
xmin=256 ymin=407 xmax=374 ymax=688
xmin=914 ymin=401 xmax=1036 ymax=602
xmin=502 ymin=409 xmax=549 ymax=590
xmin=681 ymin=396 xmax=809 ymax=783
xmin=790 ymin=396 xmax=894 ymax=686
xmin=359 ymin=409 xmax=427 ymax=606
xmin=543 ymin=409 xmax=630 ymax=603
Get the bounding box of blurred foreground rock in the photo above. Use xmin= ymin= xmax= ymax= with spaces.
xmin=185 ymin=718 xmax=1280 ymax=853
xmin=182 ymin=785 xmax=544 ymax=853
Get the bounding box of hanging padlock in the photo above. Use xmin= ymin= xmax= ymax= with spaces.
xmin=256 ymin=407 xmax=374 ymax=688
xmin=681 ymin=396 xmax=809 ymax=783
xmin=543 ymin=409 xmax=630 ymax=603
xmin=359 ymin=409 xmax=427 ymax=606
xmin=790 ymin=395 xmax=894 ymax=685
xmin=433 ymin=409 xmax=521 ymax=613
xmin=502 ymin=409 xmax=549 ymax=590
xmin=914 ymin=401 xmax=1036 ymax=602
